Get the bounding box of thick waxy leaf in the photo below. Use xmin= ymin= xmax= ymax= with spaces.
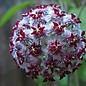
xmin=0 ymin=1 xmax=34 ymax=27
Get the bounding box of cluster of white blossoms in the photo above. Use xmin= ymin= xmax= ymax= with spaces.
xmin=10 ymin=4 xmax=86 ymax=82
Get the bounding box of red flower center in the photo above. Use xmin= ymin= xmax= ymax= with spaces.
xmin=53 ymin=22 xmax=67 ymax=34
xmin=31 ymin=23 xmax=45 ymax=37
xmin=29 ymin=42 xmax=42 ymax=57
xmin=49 ymin=40 xmax=63 ymax=55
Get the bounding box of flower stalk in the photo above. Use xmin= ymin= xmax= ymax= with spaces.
xmin=68 ymin=74 xmax=72 ymax=86
xmin=73 ymin=72 xmax=79 ymax=86
xmin=78 ymin=0 xmax=86 ymax=17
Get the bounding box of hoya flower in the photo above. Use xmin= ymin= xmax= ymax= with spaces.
xmin=10 ymin=4 xmax=86 ymax=82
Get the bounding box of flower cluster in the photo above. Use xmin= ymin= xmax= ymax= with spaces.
xmin=10 ymin=4 xmax=86 ymax=82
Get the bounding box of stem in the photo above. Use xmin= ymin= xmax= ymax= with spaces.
xmin=67 ymin=74 xmax=72 ymax=86
xmin=73 ymin=71 xmax=79 ymax=86
xmin=48 ymin=82 xmax=54 ymax=86
xmin=48 ymin=81 xmax=59 ymax=86
xmin=78 ymin=0 xmax=86 ymax=17
xmin=59 ymin=0 xmax=67 ymax=12
xmin=59 ymin=0 xmax=64 ymax=10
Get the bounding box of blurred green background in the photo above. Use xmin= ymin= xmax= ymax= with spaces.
xmin=0 ymin=0 xmax=86 ymax=86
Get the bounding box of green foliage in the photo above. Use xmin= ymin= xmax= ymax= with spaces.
xmin=54 ymin=75 xmax=67 ymax=86
xmin=0 ymin=1 xmax=34 ymax=27
xmin=34 ymin=76 xmax=47 ymax=86
xmin=78 ymin=59 xmax=86 ymax=81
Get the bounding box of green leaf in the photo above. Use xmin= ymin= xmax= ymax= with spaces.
xmin=77 ymin=59 xmax=86 ymax=81
xmin=0 ymin=1 xmax=34 ymax=27
xmin=59 ymin=77 xmax=67 ymax=86
xmin=34 ymin=76 xmax=47 ymax=86
xmin=54 ymin=75 xmax=67 ymax=86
